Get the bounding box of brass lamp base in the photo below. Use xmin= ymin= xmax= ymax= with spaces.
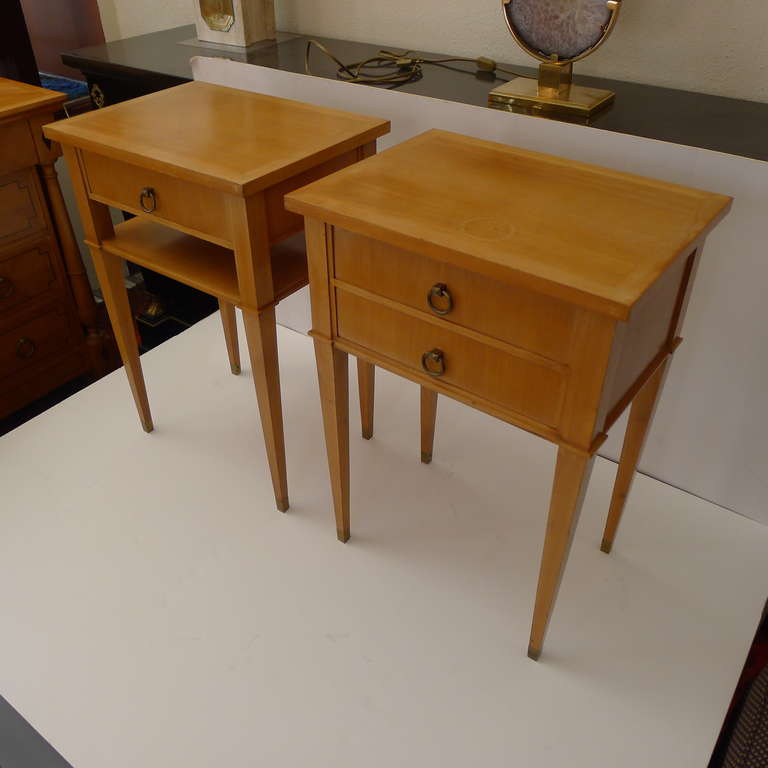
xmin=488 ymin=77 xmax=614 ymax=125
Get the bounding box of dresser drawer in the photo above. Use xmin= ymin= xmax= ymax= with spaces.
xmin=336 ymin=289 xmax=566 ymax=427
xmin=0 ymin=119 xmax=38 ymax=174
xmin=82 ymin=151 xmax=231 ymax=247
xmin=0 ymin=306 xmax=73 ymax=379
xmin=0 ymin=241 xmax=58 ymax=313
xmin=333 ymin=228 xmax=576 ymax=362
xmin=0 ymin=168 xmax=48 ymax=249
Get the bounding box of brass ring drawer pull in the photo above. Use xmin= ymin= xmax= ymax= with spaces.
xmin=139 ymin=186 xmax=157 ymax=213
xmin=421 ymin=348 xmax=446 ymax=377
xmin=0 ymin=276 xmax=14 ymax=299
xmin=16 ymin=337 xmax=36 ymax=360
xmin=427 ymin=283 xmax=453 ymax=315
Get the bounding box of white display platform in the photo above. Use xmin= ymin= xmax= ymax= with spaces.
xmin=1 ymin=316 xmax=767 ymax=768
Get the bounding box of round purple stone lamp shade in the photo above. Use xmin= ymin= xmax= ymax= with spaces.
xmin=504 ymin=0 xmax=613 ymax=61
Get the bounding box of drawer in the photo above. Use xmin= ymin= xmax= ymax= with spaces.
xmin=0 ymin=119 xmax=37 ymax=174
xmin=0 ymin=168 xmax=48 ymax=249
xmin=0 ymin=241 xmax=58 ymax=313
xmin=333 ymin=228 xmax=576 ymax=363
xmin=0 ymin=306 xmax=73 ymax=380
xmin=336 ymin=289 xmax=566 ymax=427
xmin=82 ymin=151 xmax=231 ymax=246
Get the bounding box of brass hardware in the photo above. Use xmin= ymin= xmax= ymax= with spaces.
xmin=199 ymin=0 xmax=235 ymax=32
xmin=90 ymin=83 xmax=106 ymax=109
xmin=421 ymin=348 xmax=446 ymax=377
xmin=0 ymin=276 xmax=14 ymax=299
xmin=16 ymin=337 xmax=36 ymax=360
xmin=490 ymin=0 xmax=622 ymax=121
xmin=427 ymin=283 xmax=453 ymax=315
xmin=139 ymin=187 xmax=157 ymax=213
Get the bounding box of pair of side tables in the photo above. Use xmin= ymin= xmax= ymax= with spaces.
xmin=45 ymin=81 xmax=731 ymax=659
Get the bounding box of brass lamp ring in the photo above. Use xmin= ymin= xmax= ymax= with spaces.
xmin=421 ymin=348 xmax=446 ymax=377
xmin=427 ymin=283 xmax=453 ymax=315
xmin=139 ymin=187 xmax=157 ymax=214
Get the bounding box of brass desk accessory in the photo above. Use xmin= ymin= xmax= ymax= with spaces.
xmin=489 ymin=0 xmax=623 ymax=123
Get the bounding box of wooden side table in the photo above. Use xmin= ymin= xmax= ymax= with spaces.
xmin=285 ymin=129 xmax=731 ymax=658
xmin=45 ymin=81 xmax=389 ymax=510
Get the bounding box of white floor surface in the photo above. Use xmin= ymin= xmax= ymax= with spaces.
xmin=2 ymin=315 xmax=767 ymax=768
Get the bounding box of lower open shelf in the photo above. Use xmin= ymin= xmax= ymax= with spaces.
xmin=96 ymin=218 xmax=308 ymax=307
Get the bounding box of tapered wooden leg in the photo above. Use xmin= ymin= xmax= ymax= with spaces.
xmin=314 ymin=339 xmax=350 ymax=542
xmin=90 ymin=247 xmax=153 ymax=432
xmin=218 ymin=299 xmax=241 ymax=375
xmin=420 ymin=387 xmax=438 ymax=464
xmin=243 ymin=307 xmax=289 ymax=512
xmin=357 ymin=358 xmax=374 ymax=440
xmin=528 ymin=447 xmax=594 ymax=660
xmin=601 ymin=360 xmax=669 ymax=554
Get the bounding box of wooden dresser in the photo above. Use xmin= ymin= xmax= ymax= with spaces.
xmin=0 ymin=78 xmax=104 ymax=420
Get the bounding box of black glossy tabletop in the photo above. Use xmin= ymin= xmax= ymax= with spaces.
xmin=62 ymin=25 xmax=768 ymax=162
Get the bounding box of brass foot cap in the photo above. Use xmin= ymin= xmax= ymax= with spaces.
xmin=361 ymin=428 xmax=373 ymax=440
xmin=527 ymin=645 xmax=541 ymax=661
xmin=230 ymin=363 xmax=241 ymax=375
xmin=276 ymin=498 xmax=289 ymax=513
xmin=421 ymin=451 xmax=432 ymax=464
xmin=337 ymin=531 xmax=350 ymax=543
xmin=142 ymin=421 xmax=154 ymax=433
xmin=600 ymin=539 xmax=612 ymax=554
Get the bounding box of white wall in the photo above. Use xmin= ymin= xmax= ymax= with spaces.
xmin=97 ymin=0 xmax=768 ymax=103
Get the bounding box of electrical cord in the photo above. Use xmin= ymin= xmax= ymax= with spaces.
xmin=304 ymin=39 xmax=534 ymax=87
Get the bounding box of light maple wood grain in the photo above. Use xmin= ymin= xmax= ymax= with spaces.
xmin=0 ymin=77 xmax=64 ymax=120
xmin=335 ymin=288 xmax=566 ymax=428
xmin=295 ymin=129 xmax=730 ymax=659
xmin=601 ymin=360 xmax=669 ymax=554
xmin=44 ymin=81 xmax=390 ymax=195
xmin=357 ymin=359 xmax=375 ymax=440
xmin=420 ymin=388 xmax=438 ymax=464
xmin=219 ymin=299 xmax=241 ymax=375
xmin=54 ymin=83 xmax=387 ymax=513
xmin=286 ymin=129 xmax=731 ymax=320
xmin=529 ymin=448 xmax=594 ymax=660
xmin=334 ymin=227 xmax=576 ymax=362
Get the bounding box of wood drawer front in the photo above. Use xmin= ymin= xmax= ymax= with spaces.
xmin=0 ymin=242 xmax=58 ymax=313
xmin=0 ymin=119 xmax=37 ymax=174
xmin=0 ymin=306 xmax=72 ymax=380
xmin=82 ymin=151 xmax=230 ymax=246
xmin=333 ymin=228 xmax=576 ymax=362
xmin=0 ymin=168 xmax=47 ymax=249
xmin=336 ymin=289 xmax=566 ymax=427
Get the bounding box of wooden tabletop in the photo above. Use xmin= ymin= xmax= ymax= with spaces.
xmin=43 ymin=80 xmax=390 ymax=195
xmin=0 ymin=77 xmax=65 ymax=120
xmin=286 ymin=129 xmax=732 ymax=319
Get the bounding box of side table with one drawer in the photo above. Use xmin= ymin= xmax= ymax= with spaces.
xmin=44 ymin=81 xmax=390 ymax=509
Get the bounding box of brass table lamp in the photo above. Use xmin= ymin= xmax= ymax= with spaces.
xmin=489 ymin=0 xmax=623 ymax=123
